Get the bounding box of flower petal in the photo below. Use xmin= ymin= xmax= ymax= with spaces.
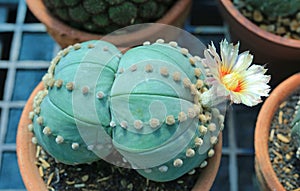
xmin=232 ymin=51 xmax=253 ymax=72
xmin=200 ymin=39 xmax=270 ymax=107
xmin=220 ymin=40 xmax=239 ymax=72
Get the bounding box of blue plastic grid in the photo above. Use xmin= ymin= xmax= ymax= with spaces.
xmin=0 ymin=0 xmax=260 ymax=190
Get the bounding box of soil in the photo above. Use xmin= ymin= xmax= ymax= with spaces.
xmin=35 ymin=145 xmax=202 ymax=191
xmin=234 ymin=1 xmax=300 ymax=40
xmin=268 ymin=90 xmax=300 ymax=190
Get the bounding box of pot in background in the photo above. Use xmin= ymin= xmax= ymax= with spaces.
xmin=217 ymin=0 xmax=300 ymax=86
xmin=255 ymin=73 xmax=300 ymax=191
xmin=26 ymin=0 xmax=192 ymax=49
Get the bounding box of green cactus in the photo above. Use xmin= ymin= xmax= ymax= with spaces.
xmin=29 ymin=40 xmax=121 ymax=165
xmin=291 ymin=98 xmax=300 ymax=159
xmin=42 ymin=0 xmax=176 ymax=34
xmin=63 ymin=0 xmax=81 ymax=6
xmin=110 ymin=40 xmax=224 ymax=181
xmin=243 ymin=0 xmax=300 ymax=17
xmin=44 ymin=0 xmax=65 ymax=8
xmin=29 ymin=39 xmax=224 ymax=182
xmin=108 ymin=2 xmax=138 ymax=26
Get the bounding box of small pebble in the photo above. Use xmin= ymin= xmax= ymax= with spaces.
xmin=253 ymin=10 xmax=263 ymax=22
xmin=277 ymin=133 xmax=290 ymax=143
xmin=81 ymin=175 xmax=89 ymax=182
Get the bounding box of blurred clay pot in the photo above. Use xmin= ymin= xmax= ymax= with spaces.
xmin=218 ymin=0 xmax=300 ymax=86
xmin=255 ymin=73 xmax=300 ymax=190
xmin=26 ymin=0 xmax=192 ymax=49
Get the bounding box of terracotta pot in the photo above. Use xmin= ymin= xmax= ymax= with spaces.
xmin=17 ymin=82 xmax=223 ymax=191
xmin=217 ymin=0 xmax=300 ymax=86
xmin=255 ymin=73 xmax=300 ymax=191
xmin=26 ymin=0 xmax=192 ymax=49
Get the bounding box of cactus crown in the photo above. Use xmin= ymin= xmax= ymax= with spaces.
xmin=43 ymin=0 xmax=176 ymax=34
xmin=291 ymin=96 xmax=300 ymax=159
xmin=241 ymin=0 xmax=300 ymax=17
xmin=29 ymin=39 xmax=225 ymax=182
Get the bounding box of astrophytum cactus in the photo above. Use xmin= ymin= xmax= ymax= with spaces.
xmin=291 ymin=98 xmax=300 ymax=159
xmin=29 ymin=40 xmax=121 ymax=165
xmin=28 ymin=38 xmax=270 ymax=182
xmin=110 ymin=39 xmax=225 ymax=181
xmin=28 ymin=39 xmax=224 ymax=181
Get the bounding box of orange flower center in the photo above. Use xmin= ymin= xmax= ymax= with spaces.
xmin=221 ymin=71 xmax=243 ymax=92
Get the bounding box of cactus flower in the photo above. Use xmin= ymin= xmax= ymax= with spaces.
xmin=201 ymin=39 xmax=271 ymax=107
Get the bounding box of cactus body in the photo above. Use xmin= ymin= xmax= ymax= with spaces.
xmin=43 ymin=0 xmax=176 ymax=34
xmin=110 ymin=41 xmax=223 ymax=181
xmin=291 ymin=99 xmax=300 ymax=159
xmin=30 ymin=39 xmax=224 ymax=181
xmin=31 ymin=40 xmax=121 ymax=165
xmin=244 ymin=0 xmax=300 ymax=17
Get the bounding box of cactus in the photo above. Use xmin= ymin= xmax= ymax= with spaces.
xmin=242 ymin=0 xmax=300 ymax=17
xmin=29 ymin=39 xmax=224 ymax=182
xmin=291 ymin=97 xmax=300 ymax=159
xmin=110 ymin=40 xmax=224 ymax=181
xmin=29 ymin=40 xmax=121 ymax=165
xmin=43 ymin=0 xmax=176 ymax=34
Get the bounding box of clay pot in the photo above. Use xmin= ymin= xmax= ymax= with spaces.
xmin=17 ymin=82 xmax=223 ymax=191
xmin=255 ymin=73 xmax=300 ymax=190
xmin=26 ymin=0 xmax=192 ymax=49
xmin=217 ymin=0 xmax=300 ymax=86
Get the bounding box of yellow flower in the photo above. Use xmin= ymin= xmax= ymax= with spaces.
xmin=201 ymin=39 xmax=270 ymax=107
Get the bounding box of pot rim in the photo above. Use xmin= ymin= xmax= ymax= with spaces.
xmin=255 ymin=73 xmax=300 ymax=190
xmin=17 ymin=82 xmax=223 ymax=191
xmin=26 ymin=0 xmax=192 ymax=43
xmin=16 ymin=82 xmax=48 ymax=191
xmin=219 ymin=0 xmax=300 ymax=49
